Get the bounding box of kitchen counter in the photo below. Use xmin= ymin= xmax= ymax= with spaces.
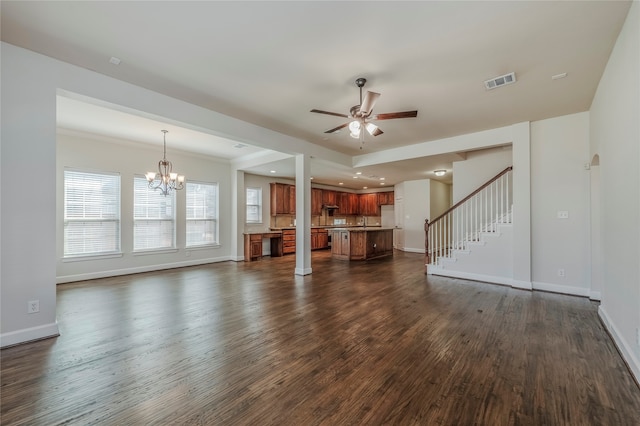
xmin=328 ymin=228 xmax=393 ymax=260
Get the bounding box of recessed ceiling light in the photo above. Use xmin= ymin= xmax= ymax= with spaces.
xmin=353 ymin=176 xmax=358 ymax=179
xmin=270 ymin=170 xmax=276 ymax=174
xmin=310 ymin=177 xmax=314 ymax=180
xmin=356 ymin=172 xmax=362 ymax=175
xmin=434 ymin=170 xmax=446 ymax=177
xmin=380 ymin=182 xmax=386 ymax=185
xmin=339 ymin=182 xmax=344 ymax=185
xmin=363 ymin=186 xmax=368 ymax=189
xmin=379 ymin=177 xmax=385 ymax=181
xmin=109 ymin=56 xmax=121 ymax=65
xmin=551 ymin=72 xmax=568 ymax=80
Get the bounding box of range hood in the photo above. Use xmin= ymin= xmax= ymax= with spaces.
xmin=323 ymin=204 xmax=339 ymax=216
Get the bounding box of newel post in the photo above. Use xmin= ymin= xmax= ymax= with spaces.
xmin=424 ymin=219 xmax=430 ymax=274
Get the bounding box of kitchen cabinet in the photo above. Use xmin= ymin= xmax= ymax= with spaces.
xmin=282 ymin=229 xmax=296 ymax=254
xmin=322 ymin=190 xmax=338 ymax=206
xmin=359 ymin=193 xmax=380 ymax=216
xmin=243 ymin=232 xmax=283 ymax=261
xmin=245 ymin=234 xmax=263 ymax=261
xmin=331 ymin=230 xmax=350 ymax=258
xmin=377 ymin=191 xmax=395 ymax=206
xmin=311 ymin=228 xmax=329 ymax=250
xmin=311 ymin=188 xmax=323 ymax=216
xmin=288 ymin=185 xmax=296 ymax=214
xmin=330 ymin=228 xmax=393 ymax=260
xmin=270 ymin=183 xmax=295 ymax=215
xmin=338 ymin=192 xmax=359 ymax=215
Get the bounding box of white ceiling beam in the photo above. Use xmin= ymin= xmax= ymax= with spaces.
xmin=352 ymin=125 xmax=515 ymax=168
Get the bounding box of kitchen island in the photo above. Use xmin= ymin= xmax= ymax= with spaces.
xmin=329 ymin=227 xmax=394 ymax=260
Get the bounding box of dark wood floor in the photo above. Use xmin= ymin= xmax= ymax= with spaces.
xmin=2 ymin=250 xmax=639 ymax=425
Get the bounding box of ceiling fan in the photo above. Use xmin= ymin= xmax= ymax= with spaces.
xmin=310 ymin=77 xmax=418 ymax=145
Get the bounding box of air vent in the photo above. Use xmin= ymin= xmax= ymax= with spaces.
xmin=484 ymin=72 xmax=516 ymax=90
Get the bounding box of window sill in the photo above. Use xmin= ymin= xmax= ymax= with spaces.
xmin=133 ymin=248 xmax=179 ymax=256
xmin=62 ymin=252 xmax=123 ymax=262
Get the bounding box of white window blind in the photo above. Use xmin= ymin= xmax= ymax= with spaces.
xmin=134 ymin=176 xmax=176 ymax=251
xmin=186 ymin=182 xmax=218 ymax=247
xmin=246 ymin=187 xmax=262 ymax=223
xmin=64 ymin=170 xmax=121 ymax=257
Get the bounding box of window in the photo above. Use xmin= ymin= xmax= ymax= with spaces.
xmin=64 ymin=170 xmax=120 ymax=257
xmin=186 ymin=181 xmax=218 ymax=247
xmin=246 ymin=187 xmax=262 ymax=223
xmin=134 ymin=176 xmax=175 ymax=251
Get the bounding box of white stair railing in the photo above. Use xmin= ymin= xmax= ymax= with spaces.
xmin=425 ymin=167 xmax=513 ymax=270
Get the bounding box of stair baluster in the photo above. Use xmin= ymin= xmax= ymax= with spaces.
xmin=425 ymin=166 xmax=513 ymax=272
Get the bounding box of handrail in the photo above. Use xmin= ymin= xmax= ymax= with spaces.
xmin=428 ymin=166 xmax=513 ymax=226
xmin=425 ymin=165 xmax=513 ymax=270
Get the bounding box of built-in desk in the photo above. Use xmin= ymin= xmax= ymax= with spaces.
xmin=243 ymin=232 xmax=283 ymax=261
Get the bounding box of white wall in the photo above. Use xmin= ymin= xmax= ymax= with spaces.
xmin=396 ymin=179 xmax=430 ymax=252
xmin=530 ymin=112 xmax=591 ymax=296
xmin=452 ymin=146 xmax=513 ymax=203
xmin=1 ymin=44 xmax=60 ymax=346
xmin=56 ymin=131 xmax=232 ymax=282
xmin=429 ymin=180 xmax=451 ymax=220
xmin=589 ymin=1 xmax=640 ymax=380
xmin=0 ymin=42 xmax=314 ymax=347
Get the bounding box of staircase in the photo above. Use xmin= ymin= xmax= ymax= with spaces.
xmin=425 ymin=167 xmax=513 ymax=282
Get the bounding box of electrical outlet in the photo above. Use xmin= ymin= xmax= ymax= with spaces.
xmin=557 ymin=269 xmax=565 ymax=277
xmin=27 ymin=300 xmax=40 ymax=314
xmin=557 ymin=211 xmax=569 ymax=219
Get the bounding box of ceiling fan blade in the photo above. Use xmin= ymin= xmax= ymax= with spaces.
xmin=310 ymin=109 xmax=350 ymax=118
xmin=365 ymin=123 xmax=384 ymax=137
xmin=371 ymin=110 xmax=418 ymax=120
xmin=360 ymin=91 xmax=381 ymax=116
xmin=324 ymin=122 xmax=349 ymax=134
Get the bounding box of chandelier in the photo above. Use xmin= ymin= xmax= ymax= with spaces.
xmin=145 ymin=130 xmax=185 ymax=196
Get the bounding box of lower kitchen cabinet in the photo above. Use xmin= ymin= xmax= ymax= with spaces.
xmin=282 ymin=229 xmax=296 ymax=254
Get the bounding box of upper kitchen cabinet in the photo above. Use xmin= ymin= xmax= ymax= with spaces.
xmin=338 ymin=192 xmax=359 ymax=215
xmin=358 ymin=193 xmax=380 ymax=216
xmin=311 ymin=188 xmax=323 ymax=216
xmin=270 ymin=183 xmax=295 ymax=215
xmin=322 ymin=190 xmax=338 ymax=207
xmin=377 ymin=191 xmax=395 ymax=206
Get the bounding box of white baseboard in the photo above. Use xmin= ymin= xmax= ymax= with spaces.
xmin=511 ymin=279 xmax=533 ymax=290
xmin=589 ymin=291 xmax=601 ymax=301
xmin=230 ymin=255 xmax=245 ymax=262
xmin=400 ymin=247 xmax=426 ymax=254
xmin=429 ymin=268 xmax=514 ymax=288
xmin=532 ymin=281 xmax=590 ymax=298
xmin=56 ymin=256 xmax=231 ymax=283
xmin=598 ymin=306 xmax=640 ymax=385
xmin=0 ymin=322 xmax=60 ymax=348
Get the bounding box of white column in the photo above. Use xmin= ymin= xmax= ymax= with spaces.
xmin=230 ymin=169 xmax=245 ymax=261
xmin=295 ymin=154 xmax=312 ymax=275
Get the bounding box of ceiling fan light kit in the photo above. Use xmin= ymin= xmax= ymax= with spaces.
xmin=311 ymin=77 xmax=418 ymax=148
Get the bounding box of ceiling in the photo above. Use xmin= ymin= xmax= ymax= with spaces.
xmin=1 ymin=1 xmax=632 ymax=189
